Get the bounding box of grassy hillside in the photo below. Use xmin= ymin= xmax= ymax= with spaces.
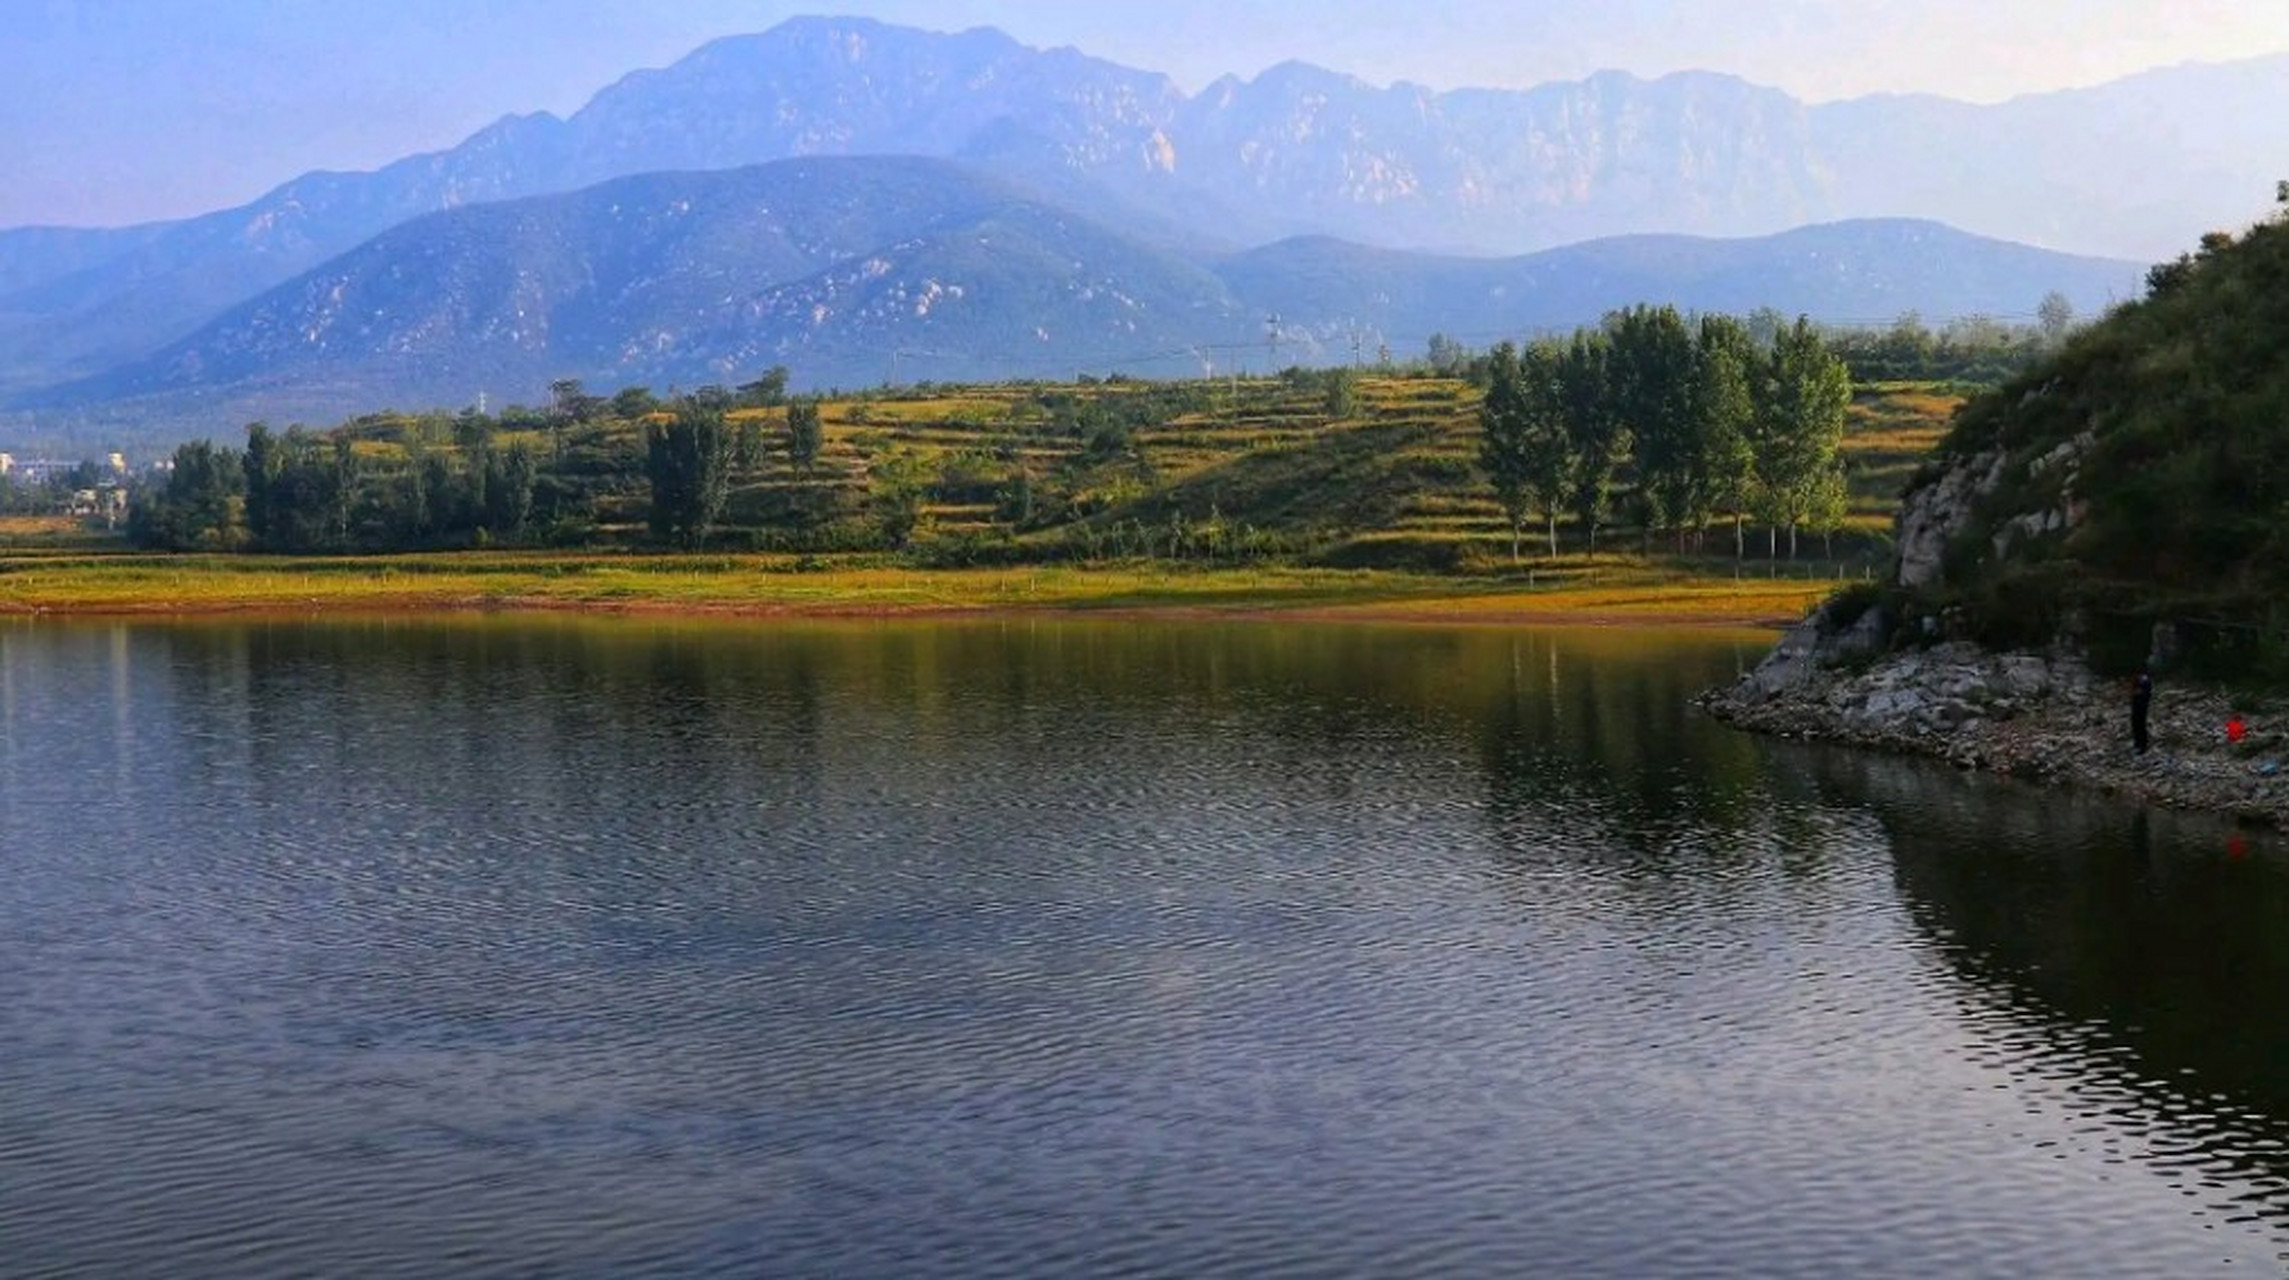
xmin=55 ymin=367 xmax=1970 ymax=590
xmin=251 ymin=370 xmax=1956 ymax=577
xmin=1897 ymin=191 xmax=2289 ymax=679
xmin=1841 ymin=381 xmax=1959 ymax=535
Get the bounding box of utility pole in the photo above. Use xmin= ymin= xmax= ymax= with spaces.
xmin=1265 ymin=314 xmax=1281 ymax=373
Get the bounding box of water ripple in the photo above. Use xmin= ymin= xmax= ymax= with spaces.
xmin=5 ymin=618 xmax=2288 ymax=1276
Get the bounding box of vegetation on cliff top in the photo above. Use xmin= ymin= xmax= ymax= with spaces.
xmin=1908 ymin=184 xmax=2289 ymax=679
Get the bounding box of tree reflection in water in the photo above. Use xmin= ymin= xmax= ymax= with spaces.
xmin=1806 ymin=743 xmax=2289 ymax=1231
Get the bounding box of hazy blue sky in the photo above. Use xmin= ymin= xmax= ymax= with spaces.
xmin=5 ymin=0 xmax=2285 ymax=229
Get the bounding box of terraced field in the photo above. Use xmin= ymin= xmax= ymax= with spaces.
xmin=683 ymin=373 xmax=1961 ymax=567
xmin=36 ymin=373 xmax=1959 ymax=574
xmin=1838 ymin=381 xmax=1962 ymax=534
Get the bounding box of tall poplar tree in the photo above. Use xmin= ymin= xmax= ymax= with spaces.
xmin=785 ymin=400 xmax=824 ymax=474
xmin=1478 ymin=342 xmax=1538 ymax=562
xmin=1757 ymin=317 xmax=1853 ymax=558
xmin=645 ymin=395 xmax=732 ymax=548
xmin=1606 ymin=305 xmax=1700 ymax=548
xmin=1557 ymin=329 xmax=1626 ymax=554
xmin=1693 ymin=314 xmax=1761 ymax=559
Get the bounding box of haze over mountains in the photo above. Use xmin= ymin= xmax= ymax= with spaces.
xmin=2 ymin=15 xmax=2272 ymax=447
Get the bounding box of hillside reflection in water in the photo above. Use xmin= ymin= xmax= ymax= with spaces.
xmin=2 ymin=616 xmax=2285 ymax=1277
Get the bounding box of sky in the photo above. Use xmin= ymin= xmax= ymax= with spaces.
xmin=4 ymin=0 xmax=2286 ymax=230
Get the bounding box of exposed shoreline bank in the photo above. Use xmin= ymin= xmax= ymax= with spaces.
xmin=0 ymin=593 xmax=1805 ymax=629
xmin=1699 ymin=615 xmax=2289 ymax=827
xmin=0 ymin=557 xmax=1831 ymax=629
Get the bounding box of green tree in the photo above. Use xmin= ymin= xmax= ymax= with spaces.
xmin=999 ymin=466 xmax=1037 ymax=529
xmin=732 ymin=413 xmax=765 ymax=471
xmin=870 ymin=449 xmax=932 ymax=549
xmin=395 ymin=436 xmax=434 ymax=542
xmin=1605 ymin=305 xmax=1701 ymax=548
xmin=1324 ymin=366 xmax=1361 ymax=419
xmin=1693 ymin=315 xmax=1762 ymax=559
xmin=130 ymin=439 xmax=244 ymax=550
xmin=483 ymin=442 xmax=538 ymax=537
xmin=326 ymin=437 xmax=360 ymax=549
xmin=737 ymin=367 xmax=791 ymax=408
xmin=1426 ymin=332 xmax=1469 ymax=377
xmin=550 ymin=378 xmax=602 ymax=421
xmin=241 ymin=422 xmax=281 ymax=546
xmin=785 ymin=400 xmax=824 ymax=473
xmin=1802 ymin=464 xmax=1850 ymax=560
xmin=1478 ymin=341 xmax=1571 ymax=560
xmin=1880 ymin=312 xmax=1934 ymax=374
xmin=451 ymin=409 xmax=491 ymax=453
xmin=246 ymin=427 xmax=356 ymax=552
xmin=611 ymin=386 xmax=659 ymax=419
xmin=1757 ymin=317 xmax=1854 ymax=558
xmin=1744 ymin=306 xmax=1787 ymax=350
xmin=1478 ymin=342 xmax=1534 ymax=562
xmin=2037 ymin=291 xmax=2076 ymax=348
xmin=1556 ymin=329 xmax=1626 ymax=553
xmin=645 ymin=396 xmax=732 ymax=548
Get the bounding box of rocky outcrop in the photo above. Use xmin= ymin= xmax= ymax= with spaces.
xmin=1895 ymin=448 xmax=2002 ymax=589
xmin=1702 ymin=605 xmax=2289 ymax=825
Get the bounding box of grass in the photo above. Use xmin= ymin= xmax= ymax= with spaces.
xmin=0 ymin=550 xmax=1832 ymax=626
xmin=0 ymin=515 xmax=124 ymax=551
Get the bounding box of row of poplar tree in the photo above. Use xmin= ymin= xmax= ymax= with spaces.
xmin=1476 ymin=305 xmax=1854 ymax=561
xmin=129 ymin=389 xmax=830 ymax=553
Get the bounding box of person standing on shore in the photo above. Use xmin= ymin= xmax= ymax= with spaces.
xmin=2132 ymin=669 xmax=2154 ymax=754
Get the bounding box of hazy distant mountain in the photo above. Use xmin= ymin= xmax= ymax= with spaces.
xmin=1811 ymin=57 xmax=2289 ymax=269
xmin=0 ymin=14 xmax=2259 ymax=418
xmin=30 ymin=159 xmax=1246 ymax=419
xmin=1219 ymin=219 xmax=2142 ymax=350
xmin=25 ymin=157 xmax=2139 ymax=434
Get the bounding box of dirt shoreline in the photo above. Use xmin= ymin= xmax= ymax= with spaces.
xmin=0 ymin=589 xmax=1804 ymax=629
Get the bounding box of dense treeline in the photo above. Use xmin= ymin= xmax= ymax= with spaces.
xmin=131 ymin=377 xmax=792 ymax=554
xmin=1477 ymin=305 xmax=1853 ymax=562
xmin=1821 ymin=295 xmax=2081 ymax=384
xmin=127 ymin=370 xmax=1277 ymax=558
xmin=134 ymin=419 xmax=552 ymax=552
xmin=1428 ymin=301 xmax=2078 ymax=388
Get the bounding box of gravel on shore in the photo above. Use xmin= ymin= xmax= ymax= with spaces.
xmin=1698 ymin=620 xmax=2289 ymax=827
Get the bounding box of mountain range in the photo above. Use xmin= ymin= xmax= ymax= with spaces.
xmin=27 ymin=156 xmax=2141 ymax=425
xmin=3 ymin=15 xmax=2265 ymax=447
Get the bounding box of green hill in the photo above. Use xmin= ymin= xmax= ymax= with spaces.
xmin=1889 ymin=187 xmax=2289 ymax=680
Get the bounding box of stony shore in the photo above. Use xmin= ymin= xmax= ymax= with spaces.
xmin=1698 ymin=613 xmax=2289 ymax=827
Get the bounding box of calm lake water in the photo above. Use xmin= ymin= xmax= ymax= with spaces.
xmin=4 ymin=615 xmax=2288 ymax=1277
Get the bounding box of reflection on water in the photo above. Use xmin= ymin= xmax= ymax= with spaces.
xmin=1805 ymin=744 xmax=2289 ymax=1233
xmin=2 ymin=615 xmax=2287 ymax=1277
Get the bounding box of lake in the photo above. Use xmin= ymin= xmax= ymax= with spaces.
xmin=3 ymin=615 xmax=2286 ymax=1277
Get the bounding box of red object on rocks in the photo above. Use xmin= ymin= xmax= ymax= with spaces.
xmin=2228 ymin=715 xmax=2249 ymax=743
